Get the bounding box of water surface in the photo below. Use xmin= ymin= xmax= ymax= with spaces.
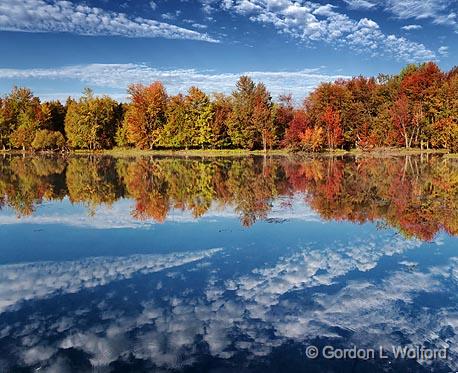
xmin=0 ymin=154 xmax=457 ymax=372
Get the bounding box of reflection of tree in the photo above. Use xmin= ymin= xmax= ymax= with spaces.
xmin=66 ymin=156 xmax=123 ymax=215
xmin=297 ymin=156 xmax=458 ymax=240
xmin=0 ymin=156 xmax=67 ymax=216
xmin=227 ymin=157 xmax=279 ymax=226
xmin=0 ymin=155 xmax=457 ymax=239
xmin=125 ymin=158 xmax=231 ymax=221
xmin=125 ymin=159 xmax=170 ymax=222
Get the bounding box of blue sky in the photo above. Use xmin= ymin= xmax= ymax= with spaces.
xmin=0 ymin=0 xmax=456 ymax=101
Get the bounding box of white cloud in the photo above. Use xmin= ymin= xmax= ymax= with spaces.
xmin=0 ymin=63 xmax=350 ymax=100
xmin=438 ymin=45 xmax=449 ymax=56
xmin=401 ymin=24 xmax=423 ymax=30
xmin=433 ymin=12 xmax=457 ymax=26
xmin=208 ymin=0 xmax=435 ymax=62
xmin=343 ymin=0 xmax=377 ymax=10
xmin=192 ymin=22 xmax=208 ymax=29
xmin=149 ymin=1 xmax=157 ymax=10
xmin=384 ymin=0 xmax=456 ymax=26
xmin=161 ymin=10 xmax=182 ymax=21
xmin=345 ymin=0 xmax=456 ymax=28
xmin=200 ymin=0 xmax=218 ymax=14
xmin=0 ymin=0 xmax=218 ymax=42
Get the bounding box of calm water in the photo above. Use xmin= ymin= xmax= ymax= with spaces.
xmin=0 ymin=154 xmax=457 ymax=372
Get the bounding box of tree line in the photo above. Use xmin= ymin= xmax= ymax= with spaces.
xmin=1 ymin=155 xmax=457 ymax=240
xmin=0 ymin=62 xmax=457 ymax=152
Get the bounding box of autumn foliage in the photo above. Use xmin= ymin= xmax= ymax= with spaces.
xmin=321 ymin=106 xmax=343 ymax=149
xmin=0 ymin=62 xmax=457 ymax=152
xmin=124 ymin=82 xmax=167 ymax=150
xmin=1 ymin=155 xmax=457 ymax=240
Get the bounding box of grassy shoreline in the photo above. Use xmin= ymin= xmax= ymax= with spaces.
xmin=0 ymin=147 xmax=454 ymax=158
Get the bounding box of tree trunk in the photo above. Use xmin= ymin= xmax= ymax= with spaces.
xmin=408 ymin=134 xmax=413 ymax=148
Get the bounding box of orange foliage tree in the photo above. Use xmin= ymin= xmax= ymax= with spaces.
xmin=124 ymin=82 xmax=167 ymax=149
xmin=321 ymin=106 xmax=343 ymax=149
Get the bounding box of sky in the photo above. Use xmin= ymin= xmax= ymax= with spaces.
xmin=0 ymin=0 xmax=456 ymax=102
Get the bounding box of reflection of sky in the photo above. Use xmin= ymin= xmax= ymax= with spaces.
xmin=1 ymin=210 xmax=457 ymax=372
xmin=0 ymin=193 xmax=327 ymax=265
xmin=0 ymin=194 xmax=320 ymax=229
xmin=2 ymin=157 xmax=458 ymax=372
xmin=0 ymin=248 xmax=221 ymax=313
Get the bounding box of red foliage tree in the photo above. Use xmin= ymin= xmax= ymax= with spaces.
xmin=283 ymin=110 xmax=308 ymax=149
xmin=321 ymin=106 xmax=343 ymax=149
xmin=274 ymin=94 xmax=294 ymax=143
xmin=391 ymin=94 xmax=413 ymax=148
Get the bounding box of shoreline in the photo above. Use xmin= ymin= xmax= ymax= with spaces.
xmin=0 ymin=147 xmax=454 ymax=158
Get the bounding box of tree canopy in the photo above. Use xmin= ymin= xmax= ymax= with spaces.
xmin=0 ymin=62 xmax=457 ymax=152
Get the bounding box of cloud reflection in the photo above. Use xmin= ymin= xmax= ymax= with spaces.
xmin=0 ymin=248 xmax=221 ymax=313
xmin=3 ymin=233 xmax=455 ymax=371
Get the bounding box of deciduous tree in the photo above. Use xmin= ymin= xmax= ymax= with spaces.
xmin=32 ymin=130 xmax=65 ymax=151
xmin=65 ymin=89 xmax=120 ymax=150
xmin=211 ymin=93 xmax=232 ymax=148
xmin=391 ymin=94 xmax=413 ymax=148
xmin=228 ymin=76 xmax=257 ymax=149
xmin=283 ymin=110 xmax=308 ymax=149
xmin=184 ymin=87 xmax=214 ymax=148
xmin=321 ymin=106 xmax=343 ymax=149
xmin=1 ymin=87 xmax=42 ymax=150
xmin=124 ymin=82 xmax=167 ymax=149
xmin=253 ymin=83 xmax=274 ymax=152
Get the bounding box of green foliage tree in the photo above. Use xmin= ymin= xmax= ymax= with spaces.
xmin=253 ymin=83 xmax=274 ymax=152
xmin=10 ymin=112 xmax=39 ymax=150
xmin=184 ymin=87 xmax=214 ymax=148
xmin=40 ymin=101 xmax=67 ymax=134
xmin=65 ymin=88 xmax=120 ymax=150
xmin=32 ymin=130 xmax=65 ymax=151
xmin=114 ymin=103 xmax=129 ymax=147
xmin=162 ymin=94 xmax=187 ymax=148
xmin=228 ymin=76 xmax=257 ymax=149
xmin=1 ymin=87 xmax=42 ymax=150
